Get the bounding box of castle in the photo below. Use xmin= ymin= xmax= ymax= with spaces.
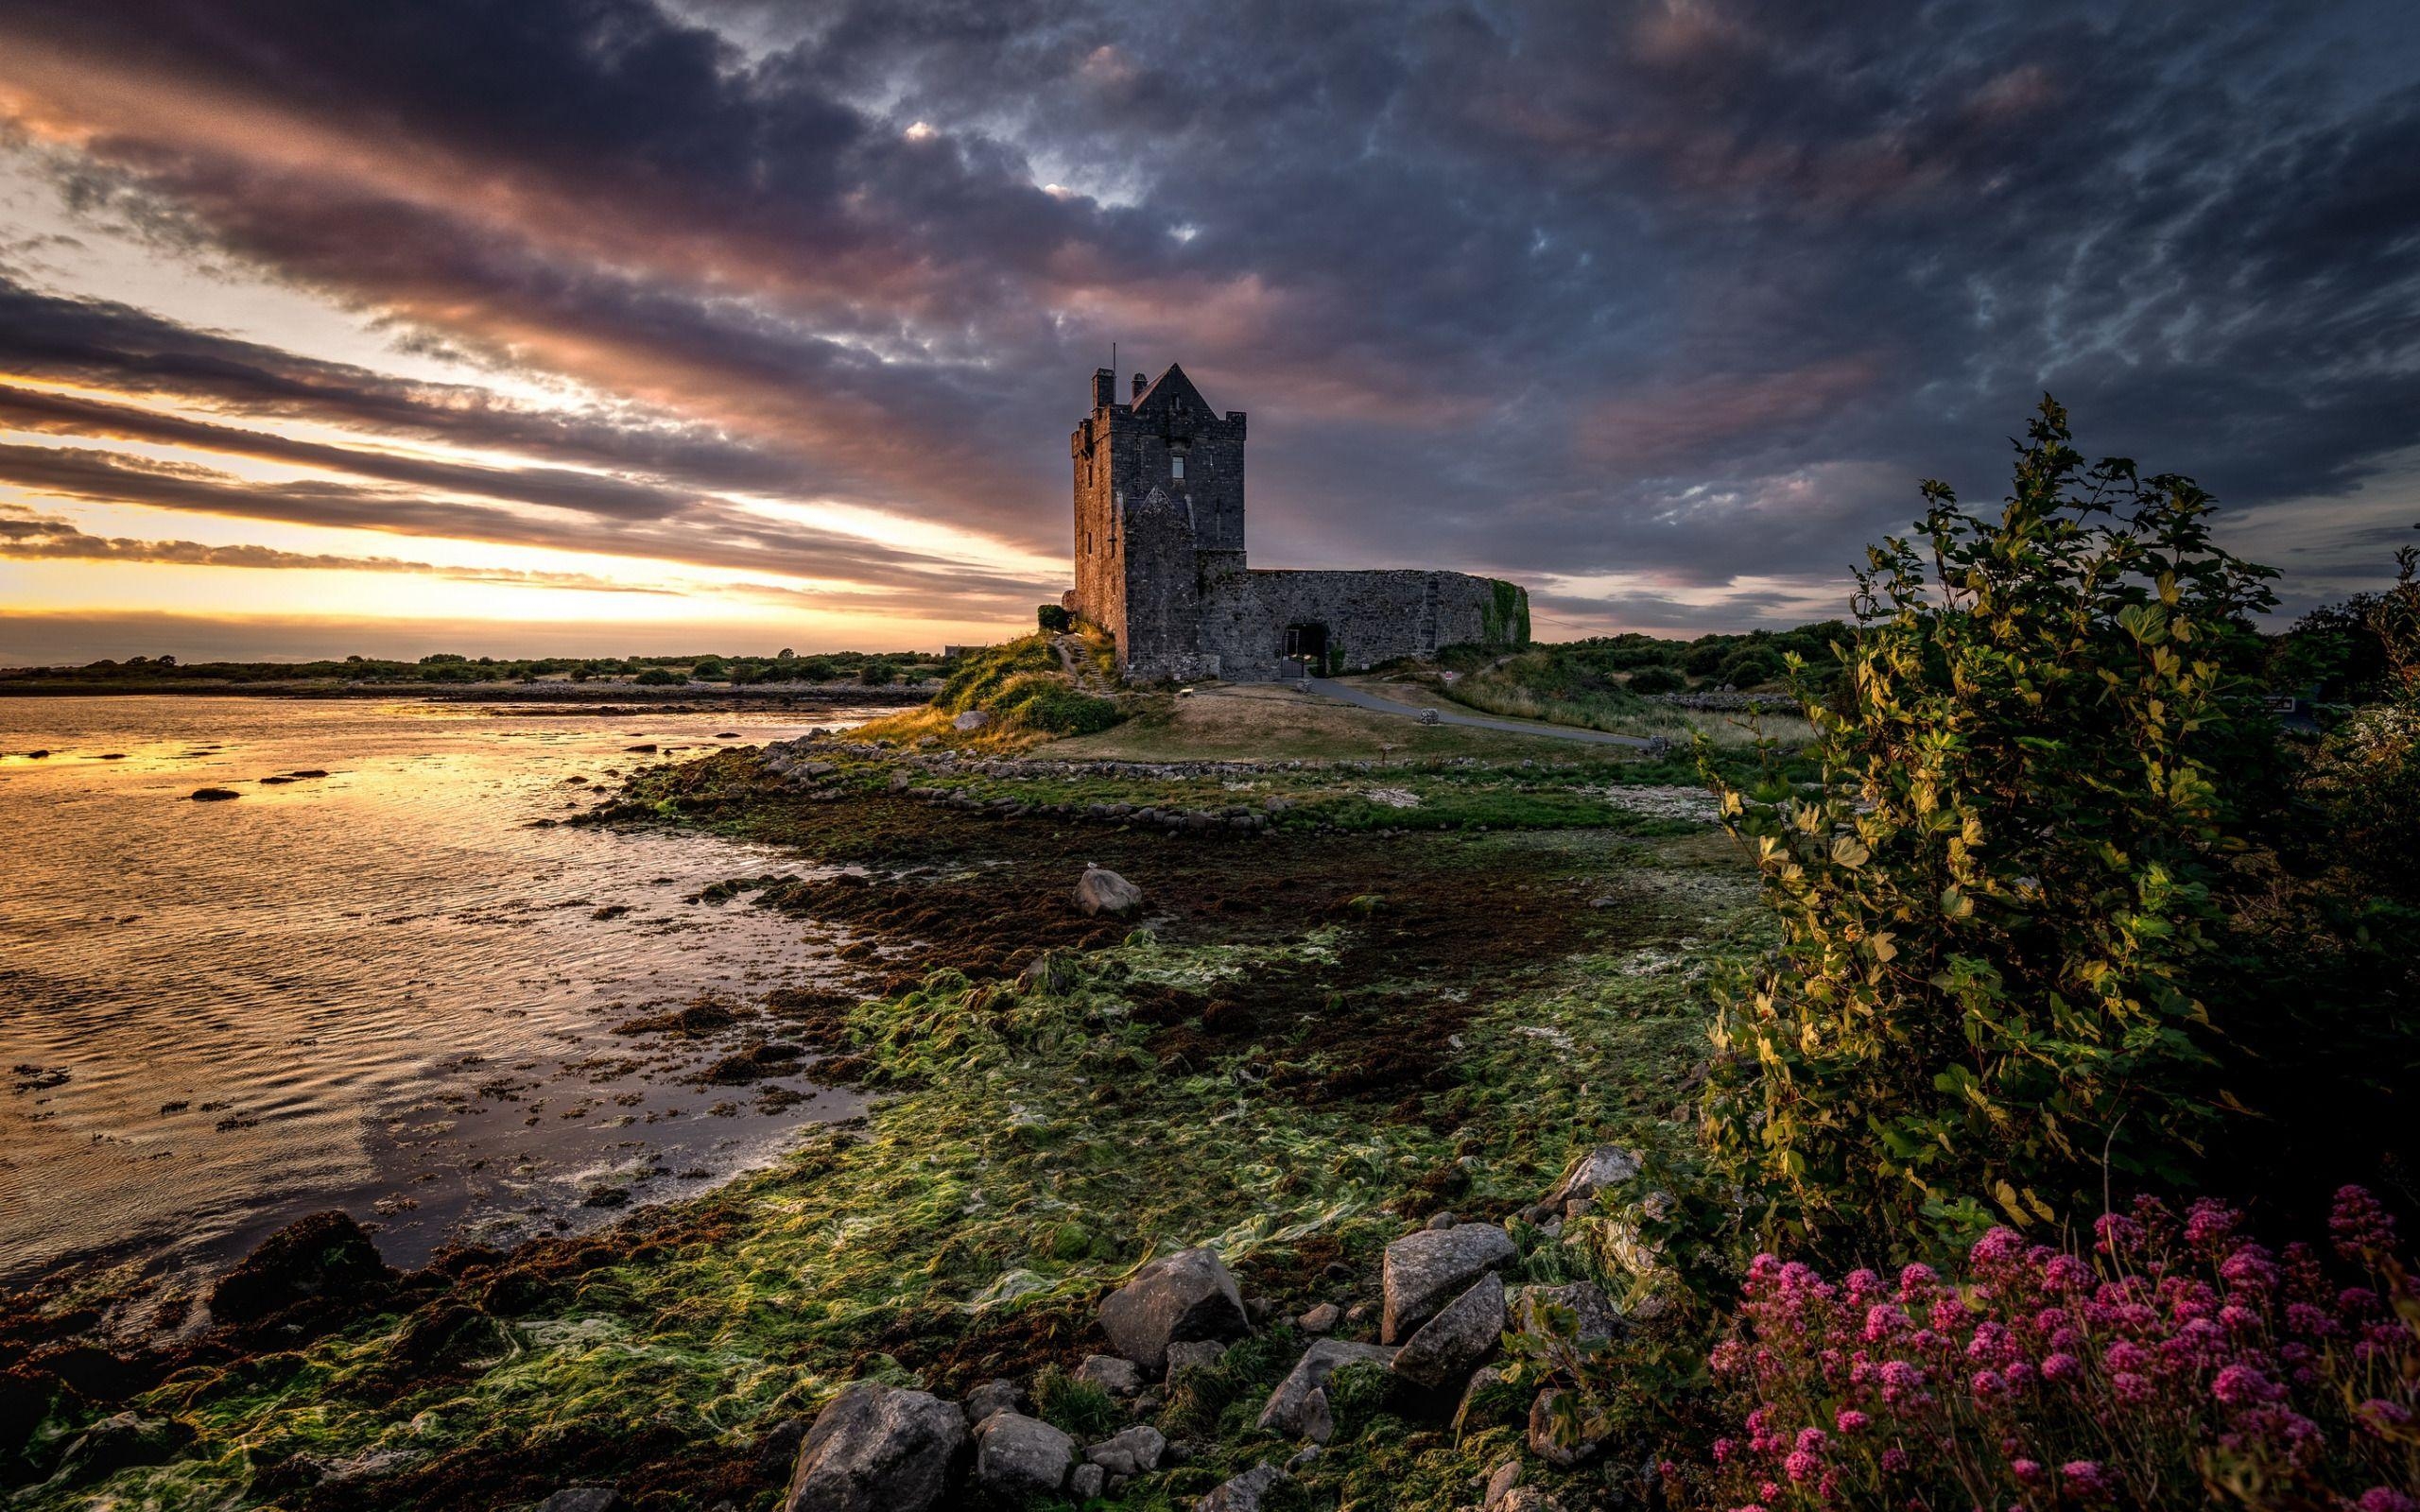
xmin=1064 ymin=364 xmax=1530 ymax=681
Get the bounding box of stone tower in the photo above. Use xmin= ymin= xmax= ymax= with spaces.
xmin=1067 ymin=363 xmax=1247 ymax=679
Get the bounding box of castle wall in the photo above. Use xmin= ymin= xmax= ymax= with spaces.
xmin=1199 ymin=569 xmax=1526 ymax=681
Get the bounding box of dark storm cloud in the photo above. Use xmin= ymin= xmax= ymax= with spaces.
xmin=0 ymin=0 xmax=2415 ymax=623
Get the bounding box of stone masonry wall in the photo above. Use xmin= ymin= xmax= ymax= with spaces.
xmin=1197 ymin=569 xmax=1517 ymax=681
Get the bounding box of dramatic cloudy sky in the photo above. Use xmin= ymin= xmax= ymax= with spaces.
xmin=1 ymin=0 xmax=2415 ymax=662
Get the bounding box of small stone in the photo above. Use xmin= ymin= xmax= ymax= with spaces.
xmin=1302 ymin=1386 xmax=1334 ymax=1445
xmin=1098 ymin=1248 xmax=1248 ymax=1376
xmin=1483 ymin=1458 xmax=1522 ymax=1510
xmin=1426 ymin=1211 xmax=1457 ymax=1230
xmin=1254 ymin=1338 xmax=1395 ymax=1437
xmin=1453 ymin=1366 xmax=1512 ymax=1433
xmin=1392 ymin=1272 xmax=1506 ymax=1388
xmin=1132 ymin=1392 xmax=1161 ymax=1416
xmin=1526 ymin=1388 xmax=1599 ymax=1468
xmin=784 ymin=1383 xmax=968 ymax=1512
xmin=1197 ymin=1464 xmax=1289 ymax=1512
xmin=1075 ymin=1353 xmax=1145 ymax=1399
xmin=537 ymin=1491 xmax=625 ymax=1512
xmin=1511 ymin=1281 xmax=1625 ymax=1345
xmin=1380 ymin=1224 xmax=1514 ymax=1344
xmin=1073 ymin=864 xmax=1144 ymax=918
xmin=952 ymin=709 xmax=991 ymax=731
xmin=1545 ymin=1145 xmax=1641 ymax=1209
xmin=962 ymin=1379 xmax=1022 ymax=1426
xmin=1499 ymin=1489 xmax=1564 ymax=1512
xmin=1286 ymin=1444 xmax=1322 ymax=1472
xmin=1164 ymin=1339 xmax=1230 ymax=1379
xmin=1084 ymin=1424 xmax=1166 ymax=1477
xmin=973 ymin=1411 xmax=1076 ymax=1499
xmin=1296 ymin=1302 xmax=1340 ymax=1334
xmin=1069 ymin=1462 xmax=1106 ymax=1500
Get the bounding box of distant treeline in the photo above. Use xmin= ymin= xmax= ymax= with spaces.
xmin=0 ymin=648 xmax=951 ymax=688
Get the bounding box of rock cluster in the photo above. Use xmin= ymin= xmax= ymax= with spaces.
xmin=528 ymin=1149 xmax=1644 ymax=1510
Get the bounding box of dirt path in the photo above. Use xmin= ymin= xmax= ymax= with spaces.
xmin=1305 ymin=677 xmax=1653 ymax=747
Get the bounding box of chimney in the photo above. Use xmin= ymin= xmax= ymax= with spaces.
xmin=1091 ymin=368 xmax=1115 ymax=408
xmin=1132 ymin=370 xmax=1148 ymax=400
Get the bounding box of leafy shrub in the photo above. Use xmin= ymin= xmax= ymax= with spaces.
xmin=1698 ymin=1188 xmax=2419 ymax=1512
xmin=1702 ymin=398 xmax=2280 ymax=1246
xmin=1628 ymin=665 xmax=1686 ymax=696
xmin=633 ymin=667 xmax=683 ymax=686
xmin=1037 ymin=603 xmax=1073 ymax=633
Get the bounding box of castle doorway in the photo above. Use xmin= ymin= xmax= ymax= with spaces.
xmin=1284 ymin=622 xmax=1328 ymax=672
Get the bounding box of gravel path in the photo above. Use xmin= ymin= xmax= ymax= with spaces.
xmin=1304 ymin=679 xmax=1653 ymax=748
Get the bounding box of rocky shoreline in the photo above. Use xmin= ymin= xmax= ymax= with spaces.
xmin=5 ymin=733 xmax=1744 ymax=1511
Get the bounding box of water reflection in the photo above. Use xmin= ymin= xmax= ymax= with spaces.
xmin=0 ymin=696 xmax=880 ymax=1288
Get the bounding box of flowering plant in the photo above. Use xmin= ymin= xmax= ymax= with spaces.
xmin=1699 ymin=1188 xmax=2419 ymax=1510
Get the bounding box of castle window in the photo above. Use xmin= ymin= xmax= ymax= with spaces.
xmin=1170 ymin=453 xmax=1185 ymax=480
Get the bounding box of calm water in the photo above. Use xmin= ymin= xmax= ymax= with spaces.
xmin=0 ymin=696 xmax=879 ymax=1294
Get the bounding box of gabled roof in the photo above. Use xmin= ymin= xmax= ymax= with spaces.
xmin=1131 ymin=362 xmax=1212 ymax=416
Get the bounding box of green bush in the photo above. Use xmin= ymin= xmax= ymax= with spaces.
xmin=633 ymin=668 xmax=683 ymax=686
xmin=1627 ymin=665 xmax=1685 ymax=696
xmin=1702 ymin=397 xmax=2280 ymax=1249
xmin=1037 ymin=603 xmax=1073 ymax=633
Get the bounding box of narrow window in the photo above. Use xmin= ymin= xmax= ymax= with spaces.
xmin=1170 ymin=453 xmax=1185 ymax=480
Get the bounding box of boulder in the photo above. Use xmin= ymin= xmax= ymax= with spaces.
xmin=1546 ymin=1145 xmax=1640 ymax=1209
xmin=784 ymin=1383 xmax=968 ymax=1512
xmin=1197 ymin=1464 xmax=1289 ymax=1511
xmin=209 ymin=1211 xmax=396 ymax=1327
xmin=1296 ymin=1302 xmax=1340 ymax=1334
xmin=953 ymin=710 xmax=991 ymax=731
xmin=1526 ymin=1388 xmax=1599 ymax=1468
xmin=1510 ymin=1281 xmax=1624 ymax=1345
xmin=1069 ymin=1462 xmax=1106 ymax=1500
xmin=973 ymin=1411 xmax=1074 ymax=1499
xmin=1073 ymin=1353 xmax=1144 ymax=1399
xmin=1084 ymin=1424 xmax=1166 ymax=1477
xmin=1380 ymin=1224 xmax=1514 ymax=1344
xmin=1390 ymin=1272 xmax=1505 ymax=1388
xmin=536 ymin=1490 xmax=625 ymax=1512
xmin=1163 ymin=1339 xmax=1230 ymax=1380
xmin=1253 ymin=1338 xmax=1395 ymax=1437
xmin=1300 ymin=1386 xmax=1334 ymax=1445
xmin=961 ymin=1380 xmax=1022 ymax=1427
xmin=1073 ymin=865 xmax=1144 ymax=919
xmin=1098 ymin=1247 xmax=1248 ymax=1376
xmin=1482 ymin=1459 xmax=1522 ymax=1510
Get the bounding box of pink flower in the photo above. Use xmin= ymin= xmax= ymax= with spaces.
xmin=2184 ymin=1197 xmax=2240 ymax=1250
xmin=1844 ymin=1267 xmax=1883 ymax=1297
xmin=2358 ymin=1399 xmax=2414 ymax=1435
xmin=2358 ymin=1491 xmax=2417 ymax=1512
xmin=1710 ymin=1340 xmax=1748 ymax=1374
xmin=1896 ymin=1263 xmax=1939 ymax=1296
xmin=1794 ymin=1427 xmax=1827 ymax=1455
xmin=2010 ymin=1458 xmax=2043 ymax=1483
xmin=1970 ymin=1227 xmax=2026 ymax=1269
xmin=1863 ymin=1303 xmax=1911 ymax=1342
xmin=1784 ymin=1450 xmax=1820 ymax=1483
xmin=2062 ymin=1460 xmax=2109 ymax=1497
xmin=1835 ymin=1409 xmax=1869 ymax=1435
xmin=2094 ymin=1211 xmax=2143 ymax=1254
xmin=2040 ymin=1351 xmax=2081 ymax=1383
xmin=1879 ymin=1446 xmax=1910 ymax=1473
xmin=2211 ymin=1363 xmax=2275 ymax=1408
xmin=2101 ymin=1340 xmax=2149 ymax=1373
xmin=1713 ymin=1437 xmax=1736 ymax=1464
xmin=2111 ymin=1370 xmax=2151 ymax=1402
xmin=2331 ymin=1185 xmax=2398 ymax=1262
xmin=1971 ymin=1368 xmax=2006 ymax=1402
